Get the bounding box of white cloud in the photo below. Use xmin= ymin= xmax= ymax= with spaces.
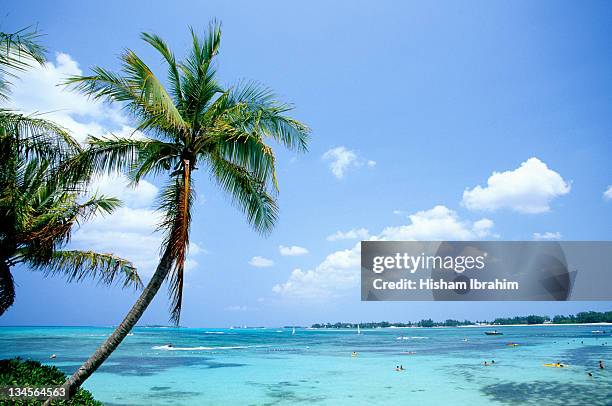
xmin=473 ymin=218 xmax=496 ymax=238
xmin=326 ymin=228 xmax=370 ymax=241
xmin=249 ymin=256 xmax=274 ymax=268
xmin=272 ymin=244 xmax=360 ymax=300
xmin=279 ymin=245 xmax=309 ymax=256
xmin=322 ymin=146 xmax=375 ymax=179
xmin=90 ymin=174 xmax=158 ymax=208
xmin=273 ymin=205 xmax=495 ymax=300
xmin=71 ymin=207 xmax=163 ymax=275
xmin=5 ymin=52 xmax=127 ymax=142
xmin=72 ymin=206 xmax=204 ymax=277
xmin=604 ymin=185 xmax=612 ymax=201
xmin=187 ymin=242 xmax=206 ymax=256
xmin=462 ymin=158 xmax=570 ymax=214
xmin=533 ymin=231 xmax=562 ymax=241
xmin=322 ymin=146 xmax=357 ymax=179
xmin=381 ymin=205 xmax=495 ymax=241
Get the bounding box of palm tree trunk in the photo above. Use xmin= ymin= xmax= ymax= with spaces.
xmin=43 ymin=249 xmax=173 ymax=404
xmin=45 ymin=161 xmax=192 ymax=405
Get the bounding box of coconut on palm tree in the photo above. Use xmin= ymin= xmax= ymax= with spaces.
xmin=52 ymin=21 xmax=309 ymax=399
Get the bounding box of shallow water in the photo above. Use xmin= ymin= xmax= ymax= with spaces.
xmin=1 ymin=325 xmax=611 ymax=405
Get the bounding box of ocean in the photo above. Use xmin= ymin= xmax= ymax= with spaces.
xmin=1 ymin=325 xmax=611 ymax=405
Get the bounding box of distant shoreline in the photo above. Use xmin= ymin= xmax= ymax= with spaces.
xmin=308 ymin=322 xmax=612 ymax=330
xmin=456 ymin=322 xmax=612 ymax=328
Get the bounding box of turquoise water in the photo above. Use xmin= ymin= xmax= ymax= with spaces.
xmin=1 ymin=325 xmax=611 ymax=405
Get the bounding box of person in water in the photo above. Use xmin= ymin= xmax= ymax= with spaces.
xmin=600 ymin=360 xmax=605 ymax=369
xmin=400 ymin=365 xmax=405 ymax=370
xmin=491 ymin=360 xmax=495 ymax=364
xmin=395 ymin=365 xmax=400 ymax=371
xmin=484 ymin=361 xmax=488 ymax=366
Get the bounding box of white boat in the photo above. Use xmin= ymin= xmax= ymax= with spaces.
xmin=357 ymin=324 xmax=361 ymax=334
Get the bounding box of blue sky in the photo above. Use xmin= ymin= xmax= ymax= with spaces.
xmin=2 ymin=0 xmax=611 ymax=327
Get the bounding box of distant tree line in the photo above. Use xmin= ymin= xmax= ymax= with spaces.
xmin=311 ymin=319 xmax=475 ymax=329
xmin=493 ymin=311 xmax=612 ymax=325
xmin=311 ymin=311 xmax=612 ymax=328
xmin=491 ymin=315 xmax=550 ymax=325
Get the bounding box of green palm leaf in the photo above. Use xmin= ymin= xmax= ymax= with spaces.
xmin=0 ymin=27 xmax=46 ymax=100
xmin=28 ymin=250 xmax=141 ymax=289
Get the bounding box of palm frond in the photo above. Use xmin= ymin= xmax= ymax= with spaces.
xmin=27 ymin=250 xmax=142 ymax=289
xmin=226 ymin=81 xmax=310 ymax=152
xmin=129 ymin=139 xmax=179 ymax=183
xmin=141 ymin=32 xmax=184 ymax=107
xmin=121 ymin=50 xmax=189 ymax=133
xmin=74 ymin=195 xmax=122 ymax=223
xmin=207 ymin=152 xmax=277 ymax=234
xmin=179 ymin=23 xmax=222 ymax=124
xmin=0 ymin=27 xmax=46 ymax=99
xmin=70 ymin=135 xmax=157 ymax=178
xmin=210 ymin=125 xmax=279 ymax=190
xmin=0 ymin=110 xmax=80 ymax=164
xmin=65 ymin=65 xmax=188 ymax=137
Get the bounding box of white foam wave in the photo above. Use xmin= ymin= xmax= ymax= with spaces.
xmin=152 ymin=345 xmax=251 ymax=351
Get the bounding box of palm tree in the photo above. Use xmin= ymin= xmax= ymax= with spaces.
xmin=0 ymin=152 xmax=143 ymax=314
xmin=0 ymin=29 xmax=142 ymax=315
xmin=52 ymin=21 xmax=309 ymax=399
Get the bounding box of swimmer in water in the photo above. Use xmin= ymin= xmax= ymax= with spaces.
xmin=599 ymin=360 xmax=605 ymax=369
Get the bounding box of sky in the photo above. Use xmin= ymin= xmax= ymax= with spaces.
xmin=1 ymin=0 xmax=611 ymax=327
